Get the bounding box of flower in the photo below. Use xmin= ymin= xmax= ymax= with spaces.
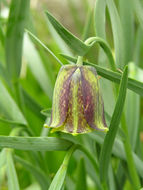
xmin=44 ymin=64 xmax=108 ymax=135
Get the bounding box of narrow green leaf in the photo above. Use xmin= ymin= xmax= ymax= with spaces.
xmin=99 ymin=66 xmax=128 ymax=182
xmin=108 ymin=164 xmax=116 ymax=190
xmin=82 ymin=8 xmax=92 ymax=41
xmin=0 ymin=117 xmax=26 ymax=126
xmin=94 ymin=0 xmax=106 ymax=39
xmin=6 ymin=150 xmax=20 ymax=190
xmin=0 ymin=23 xmax=4 ymax=46
xmin=49 ymin=145 xmax=76 ymax=190
xmin=0 ymin=136 xmax=73 ymax=151
xmin=133 ymin=0 xmax=143 ymax=30
xmin=89 ymin=132 xmax=143 ymax=178
xmin=75 ymin=158 xmax=87 ymax=190
xmin=0 ymin=79 xmax=27 ymax=125
xmin=0 ymin=149 xmax=6 ymax=169
xmin=45 ymin=11 xmax=116 ymax=70
xmin=23 ymin=34 xmax=53 ymax=99
xmin=119 ymin=0 xmax=134 ymax=64
xmin=106 ymin=0 xmax=125 ymax=68
xmin=45 ymin=10 xmax=89 ymax=56
xmin=60 ymin=54 xmax=143 ymax=96
xmin=121 ymin=114 xmax=141 ymax=189
xmin=26 ymin=29 xmax=63 ymax=66
xmin=126 ymin=63 xmax=142 ymax=149
xmin=14 ymin=155 xmax=49 ymax=190
xmin=5 ymin=0 xmax=30 ymax=81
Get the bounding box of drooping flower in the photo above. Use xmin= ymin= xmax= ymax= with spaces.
xmin=44 ymin=65 xmax=108 ymax=135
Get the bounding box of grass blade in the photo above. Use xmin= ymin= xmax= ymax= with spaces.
xmin=0 ymin=136 xmax=73 ymax=151
xmin=45 ymin=10 xmax=89 ymax=56
xmin=6 ymin=150 xmax=20 ymax=190
xmin=90 ymin=132 xmax=143 ymax=179
xmin=0 ymin=79 xmax=27 ymax=124
xmin=94 ymin=0 xmax=106 ymax=39
xmin=119 ymin=0 xmax=134 ymax=64
xmin=0 ymin=149 xmax=6 ymax=169
xmin=26 ymin=29 xmax=63 ymax=66
xmin=106 ymin=0 xmax=125 ymax=68
xmin=121 ymin=114 xmax=141 ymax=189
xmin=23 ymin=34 xmax=53 ymax=100
xmin=60 ymin=54 xmax=143 ymax=96
xmin=75 ymin=158 xmax=87 ymax=190
xmin=126 ymin=63 xmax=142 ymax=149
xmin=15 ymin=155 xmax=49 ymax=190
xmin=5 ymin=0 xmax=30 ymax=81
xmin=99 ymin=66 xmax=128 ymax=182
xmin=133 ymin=0 xmax=143 ymax=30
xmin=48 ymin=145 xmax=76 ymax=190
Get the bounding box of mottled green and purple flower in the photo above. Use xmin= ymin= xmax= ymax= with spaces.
xmin=44 ymin=65 xmax=108 ymax=135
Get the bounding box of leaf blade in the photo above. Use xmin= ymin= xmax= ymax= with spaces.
xmin=99 ymin=66 xmax=128 ymax=182
xmin=5 ymin=0 xmax=30 ymax=81
xmin=6 ymin=151 xmax=20 ymax=190
xmin=0 ymin=136 xmax=73 ymax=151
xmin=45 ymin=10 xmax=89 ymax=56
xmin=49 ymin=145 xmax=76 ymax=190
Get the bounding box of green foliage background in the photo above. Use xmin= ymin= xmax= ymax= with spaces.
xmin=0 ymin=0 xmax=143 ymax=189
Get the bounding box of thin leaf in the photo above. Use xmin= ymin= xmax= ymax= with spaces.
xmin=45 ymin=11 xmax=116 ymax=70
xmin=23 ymin=33 xmax=53 ymax=99
xmin=126 ymin=63 xmax=142 ymax=149
xmin=0 ymin=117 xmax=26 ymax=126
xmin=48 ymin=145 xmax=76 ymax=190
xmin=82 ymin=8 xmax=92 ymax=41
xmin=75 ymin=158 xmax=87 ymax=190
xmin=94 ymin=0 xmax=106 ymax=39
xmin=106 ymin=0 xmax=125 ymax=68
xmin=0 ymin=78 xmax=27 ymax=124
xmin=119 ymin=0 xmax=134 ymax=64
xmin=99 ymin=66 xmax=128 ymax=182
xmin=26 ymin=29 xmax=63 ymax=66
xmin=14 ymin=155 xmax=49 ymax=190
xmin=0 ymin=136 xmax=73 ymax=151
xmin=89 ymin=132 xmax=143 ymax=179
xmin=60 ymin=54 xmax=143 ymax=96
xmin=5 ymin=0 xmax=30 ymax=81
xmin=0 ymin=149 xmax=6 ymax=169
xmin=0 ymin=23 xmax=4 ymax=46
xmin=133 ymin=0 xmax=143 ymax=31
xmin=6 ymin=150 xmax=20 ymax=190
xmin=45 ymin=10 xmax=89 ymax=56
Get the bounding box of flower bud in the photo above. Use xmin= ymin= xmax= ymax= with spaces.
xmin=44 ymin=65 xmax=108 ymax=135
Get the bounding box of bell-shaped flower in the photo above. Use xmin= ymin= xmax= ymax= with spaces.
xmin=44 ymin=65 xmax=108 ymax=135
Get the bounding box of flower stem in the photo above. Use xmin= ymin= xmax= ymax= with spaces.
xmin=76 ymin=56 xmax=83 ymax=66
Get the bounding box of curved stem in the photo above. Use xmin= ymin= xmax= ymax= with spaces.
xmin=84 ymin=36 xmax=116 ymax=71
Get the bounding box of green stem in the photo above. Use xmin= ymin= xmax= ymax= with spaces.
xmin=76 ymin=56 xmax=83 ymax=66
xmin=121 ymin=114 xmax=141 ymax=189
xmin=84 ymin=36 xmax=116 ymax=71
